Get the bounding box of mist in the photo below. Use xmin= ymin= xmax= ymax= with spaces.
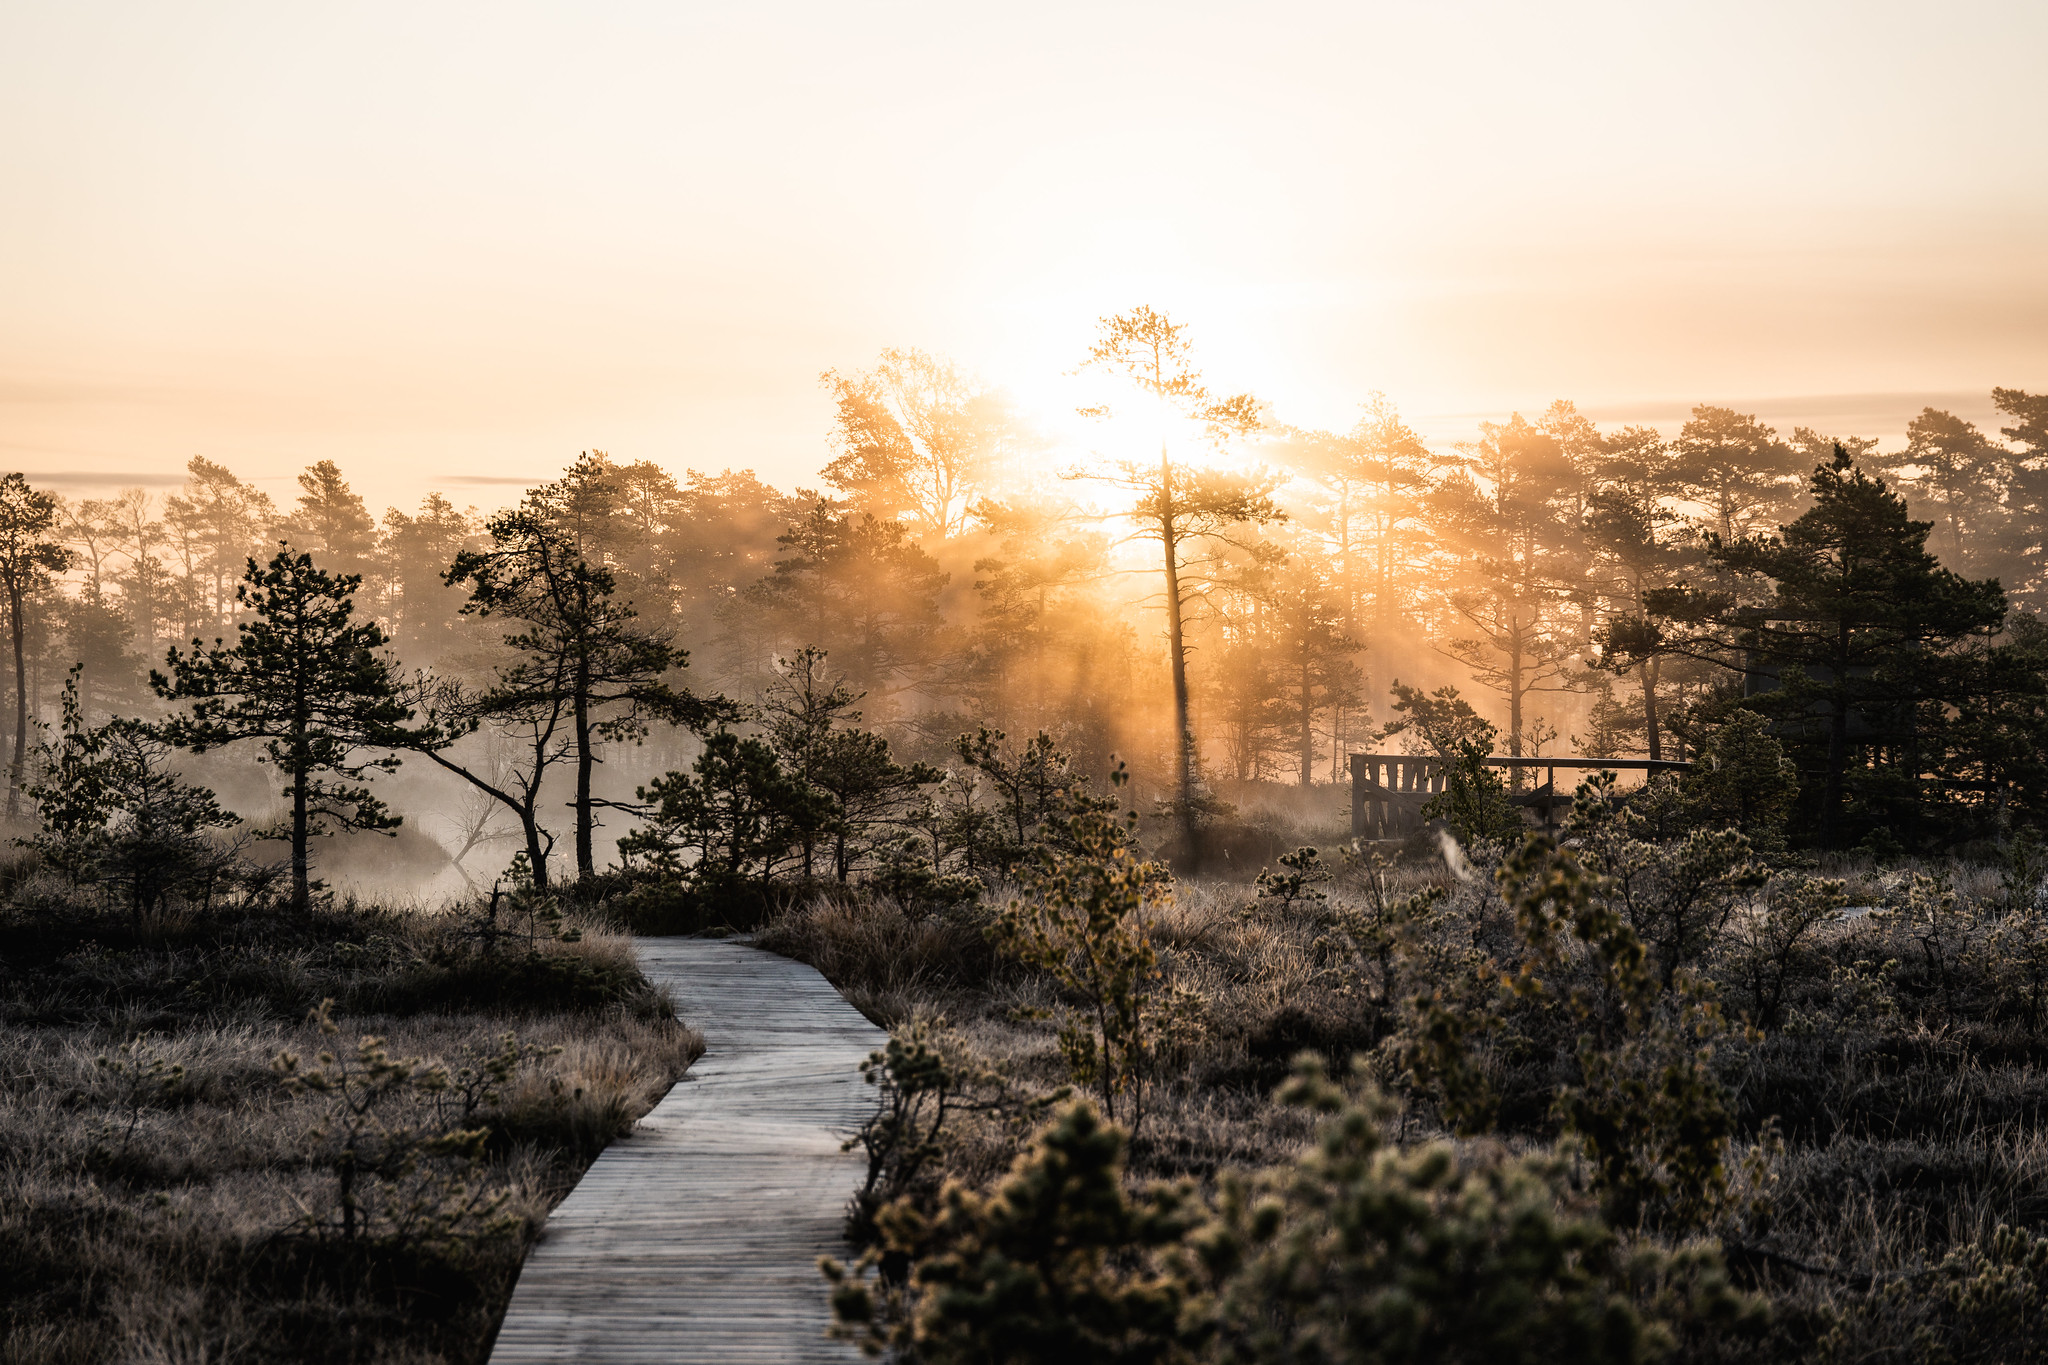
xmin=6 ymin=327 xmax=2042 ymax=889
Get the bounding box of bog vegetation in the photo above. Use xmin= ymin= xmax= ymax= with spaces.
xmin=6 ymin=307 xmax=2048 ymax=1359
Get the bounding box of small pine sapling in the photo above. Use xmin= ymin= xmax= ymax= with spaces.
xmin=1253 ymin=845 xmax=1331 ymax=914
xmin=1499 ymin=834 xmax=1752 ymax=1232
xmin=94 ymin=1034 xmax=187 ymax=1160
xmin=989 ymin=765 xmax=1186 ymax=1137
xmin=273 ymin=1000 xmax=517 ymax=1254
xmin=432 ymin=1030 xmax=564 ymax=1127
xmin=22 ymin=668 xmax=241 ymax=922
xmin=1199 ymin=1056 xmax=1763 ymax=1363
xmin=845 ymin=1017 xmax=990 ymax=1244
xmin=823 ymin=1099 xmax=1205 ymax=1364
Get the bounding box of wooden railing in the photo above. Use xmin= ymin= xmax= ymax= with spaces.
xmin=1348 ymin=753 xmax=1693 ymax=839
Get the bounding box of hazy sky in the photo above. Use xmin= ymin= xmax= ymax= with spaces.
xmin=2 ymin=1 xmax=2043 ymax=512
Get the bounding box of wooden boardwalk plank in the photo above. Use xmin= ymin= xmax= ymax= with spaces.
xmin=489 ymin=938 xmax=886 ymax=1365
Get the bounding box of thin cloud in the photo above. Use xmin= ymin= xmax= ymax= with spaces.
xmin=8 ymin=470 xmax=187 ymax=487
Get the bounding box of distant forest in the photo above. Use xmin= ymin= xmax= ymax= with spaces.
xmin=10 ymin=321 xmax=2048 ymax=859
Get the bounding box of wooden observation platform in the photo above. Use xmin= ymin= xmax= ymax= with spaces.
xmin=1349 ymin=752 xmax=1693 ymax=839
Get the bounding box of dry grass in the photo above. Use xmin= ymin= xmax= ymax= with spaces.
xmin=755 ymin=892 xmax=1007 ymax=1027
xmin=0 ymin=897 xmax=701 ymax=1365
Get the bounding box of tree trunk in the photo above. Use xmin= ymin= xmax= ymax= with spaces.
xmin=291 ymin=729 xmax=310 ymax=913
xmin=6 ymin=578 xmax=22 ymax=819
xmin=572 ymin=652 xmax=594 ymax=883
xmin=1821 ymin=622 xmax=1851 ymax=847
xmin=522 ymin=811 xmax=550 ymax=893
xmin=1330 ymin=704 xmax=1342 ymax=788
xmin=1159 ymin=461 xmax=1198 ymax=868
xmin=1507 ymin=618 xmax=1525 ymax=766
xmin=1299 ymin=660 xmax=1314 ymax=786
xmin=1823 ymin=695 xmax=1849 ymax=847
xmin=339 ymin=1148 xmax=358 ymax=1241
xmin=1641 ymin=659 xmax=1662 ymax=762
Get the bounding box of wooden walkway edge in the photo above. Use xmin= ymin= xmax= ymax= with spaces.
xmin=489 ymin=937 xmax=886 ymax=1364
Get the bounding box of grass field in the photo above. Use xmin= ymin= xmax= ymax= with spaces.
xmin=0 ymin=886 xmax=699 ymax=1365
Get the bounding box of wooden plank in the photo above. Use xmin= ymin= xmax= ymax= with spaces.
xmin=489 ymin=938 xmax=887 ymax=1365
xmin=1348 ymin=752 xmax=1693 ymax=773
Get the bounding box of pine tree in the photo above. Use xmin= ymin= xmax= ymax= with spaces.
xmin=619 ymin=730 xmax=829 ymax=906
xmin=1670 ymin=404 xmax=1800 ymax=543
xmin=966 ymin=496 xmax=1114 ymax=740
xmin=1641 ymin=449 xmax=2006 ymax=845
xmin=279 ymin=460 xmax=379 ymax=584
xmin=1995 ymin=387 xmax=2048 ymax=606
xmin=757 ymin=647 xmax=936 ymax=882
xmin=57 ymin=584 xmax=144 ymax=720
xmin=820 ymin=348 xmax=1015 ymax=541
xmin=152 ymin=547 xmax=427 ymax=911
xmin=0 ymin=473 xmax=72 ymax=817
xmin=1266 ymin=549 xmax=1361 ymax=785
xmin=378 ymin=492 xmax=478 ymax=661
xmin=1431 ymin=414 xmax=1582 ymax=761
xmin=1584 ymin=486 xmax=1697 ymax=760
xmin=403 ymin=669 xmax=571 ymax=893
xmin=746 ymin=502 xmax=950 ymax=706
xmin=1076 ymin=306 xmax=1276 ymax=865
xmin=25 ymin=669 xmax=238 ymax=922
xmin=447 ymin=467 xmax=729 ymax=885
xmin=1876 ymin=408 xmax=2010 ymax=579
xmin=163 ymin=457 xmax=275 ymax=630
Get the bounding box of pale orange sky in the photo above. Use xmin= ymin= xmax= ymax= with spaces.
xmin=2 ymin=2 xmax=2044 ymax=512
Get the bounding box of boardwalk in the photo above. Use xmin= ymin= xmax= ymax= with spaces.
xmin=490 ymin=937 xmax=886 ymax=1364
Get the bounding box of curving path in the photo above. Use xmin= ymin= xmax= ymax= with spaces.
xmin=489 ymin=937 xmax=886 ymax=1364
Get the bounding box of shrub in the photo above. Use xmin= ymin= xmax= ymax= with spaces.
xmin=1567 ymin=773 xmax=1768 ymax=990
xmin=272 ymin=1000 xmax=519 ymax=1252
xmin=844 ymin=1016 xmax=991 ymax=1244
xmin=1200 ymin=1060 xmax=1762 ymax=1364
xmin=1718 ymin=874 xmax=1847 ymax=1030
xmin=1422 ymin=738 xmax=1524 ymax=845
xmin=830 ymin=1067 xmax=1763 ymax=1365
xmin=1497 ymin=835 xmax=1750 ymax=1232
xmin=824 ymin=1099 xmax=1205 ymax=1364
xmin=1679 ymin=711 xmax=1799 ymax=847
xmin=1923 ymin=1222 xmax=2048 ymax=1363
xmin=1252 ymin=845 xmax=1331 ymax=912
xmin=21 ymin=671 xmax=241 ymax=923
xmin=870 ymin=828 xmax=984 ymax=918
xmin=990 ymin=773 xmax=1194 ymax=1137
